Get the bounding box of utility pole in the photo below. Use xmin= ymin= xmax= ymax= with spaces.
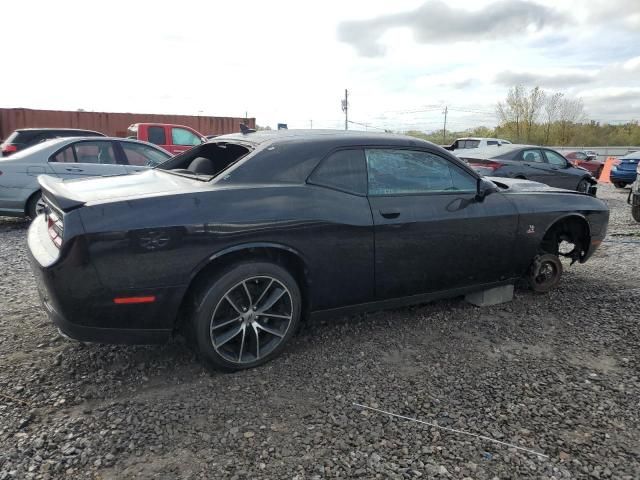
xmin=341 ymin=89 xmax=349 ymax=130
xmin=310 ymin=119 xmax=313 ymax=129
xmin=442 ymin=106 xmax=448 ymax=145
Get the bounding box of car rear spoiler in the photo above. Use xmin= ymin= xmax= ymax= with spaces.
xmin=38 ymin=175 xmax=85 ymax=211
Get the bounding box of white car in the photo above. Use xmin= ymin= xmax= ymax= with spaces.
xmin=0 ymin=137 xmax=170 ymax=218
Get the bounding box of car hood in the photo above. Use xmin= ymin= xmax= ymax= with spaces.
xmin=39 ymin=170 xmax=215 ymax=210
xmin=486 ymin=176 xmax=576 ymax=194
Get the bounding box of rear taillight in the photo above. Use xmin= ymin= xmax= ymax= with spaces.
xmin=45 ymin=204 xmax=64 ymax=248
xmin=1 ymin=144 xmax=17 ymax=155
xmin=478 ymin=160 xmax=503 ymax=171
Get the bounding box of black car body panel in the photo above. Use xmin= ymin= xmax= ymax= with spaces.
xmin=28 ymin=131 xmax=609 ymax=344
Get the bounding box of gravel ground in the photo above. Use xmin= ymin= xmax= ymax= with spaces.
xmin=0 ymin=184 xmax=639 ymax=480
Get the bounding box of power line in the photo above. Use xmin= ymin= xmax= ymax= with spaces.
xmin=347 ymin=120 xmax=388 ymax=131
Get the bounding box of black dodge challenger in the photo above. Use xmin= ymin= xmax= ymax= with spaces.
xmin=28 ymin=130 xmax=609 ymax=370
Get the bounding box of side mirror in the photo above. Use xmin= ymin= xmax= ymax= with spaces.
xmin=476 ymin=178 xmax=498 ymax=201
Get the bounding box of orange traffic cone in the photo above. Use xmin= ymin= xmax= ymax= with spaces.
xmin=599 ymin=157 xmax=617 ymax=183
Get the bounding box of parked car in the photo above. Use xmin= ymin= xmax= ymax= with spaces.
xmin=1 ymin=128 xmax=105 ymax=157
xmin=0 ymin=137 xmax=170 ymax=218
xmin=459 ymin=145 xmax=597 ymax=194
xmin=610 ymin=152 xmax=639 ymax=188
xmin=564 ymin=151 xmax=604 ymax=178
xmin=629 ymin=162 xmax=640 ymax=221
xmin=28 ymin=130 xmax=609 ymax=371
xmin=444 ymin=137 xmax=512 ymax=151
xmin=128 ymin=123 xmax=206 ymax=155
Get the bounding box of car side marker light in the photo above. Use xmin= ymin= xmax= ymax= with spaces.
xmin=113 ymin=296 xmax=156 ymax=304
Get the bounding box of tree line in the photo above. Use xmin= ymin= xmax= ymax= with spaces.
xmin=405 ymin=85 xmax=640 ymax=147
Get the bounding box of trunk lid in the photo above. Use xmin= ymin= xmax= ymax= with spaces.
xmin=38 ymin=170 xmax=210 ymax=211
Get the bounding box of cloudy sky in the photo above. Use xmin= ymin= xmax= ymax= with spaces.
xmin=1 ymin=0 xmax=639 ymax=132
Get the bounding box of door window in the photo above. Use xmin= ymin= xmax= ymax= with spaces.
xmin=120 ymin=142 xmax=170 ymax=166
xmin=521 ymin=149 xmax=545 ymax=163
xmin=50 ymin=145 xmax=76 ymax=163
xmin=365 ymin=149 xmax=476 ymax=196
xmin=309 ymin=149 xmax=367 ymax=195
xmin=148 ymin=126 xmax=166 ymax=145
xmin=545 ymin=150 xmax=568 ymax=167
xmin=74 ymin=141 xmax=116 ymax=164
xmin=171 ymin=128 xmax=202 ymax=146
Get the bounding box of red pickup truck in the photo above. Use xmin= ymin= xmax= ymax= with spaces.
xmin=128 ymin=123 xmax=206 ymax=155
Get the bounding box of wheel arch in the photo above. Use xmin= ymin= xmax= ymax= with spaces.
xmin=539 ymin=213 xmax=591 ymax=263
xmin=175 ymin=243 xmax=311 ymax=333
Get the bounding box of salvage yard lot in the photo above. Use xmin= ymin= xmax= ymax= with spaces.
xmin=0 ymin=185 xmax=639 ymax=479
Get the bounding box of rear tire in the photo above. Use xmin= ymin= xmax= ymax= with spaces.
xmin=595 ymin=167 xmax=603 ymax=179
xmin=613 ymin=181 xmax=627 ymax=188
xmin=191 ymin=261 xmax=302 ymax=372
xmin=26 ymin=191 xmax=45 ymax=220
xmin=527 ymin=254 xmax=563 ymax=293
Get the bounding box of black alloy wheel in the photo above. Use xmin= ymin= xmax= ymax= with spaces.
xmin=528 ymin=254 xmax=563 ymax=293
xmin=192 ymin=262 xmax=301 ymax=371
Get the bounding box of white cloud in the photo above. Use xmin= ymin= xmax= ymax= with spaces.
xmin=623 ymin=56 xmax=640 ymax=72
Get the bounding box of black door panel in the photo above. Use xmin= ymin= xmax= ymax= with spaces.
xmin=365 ymin=148 xmax=519 ymax=300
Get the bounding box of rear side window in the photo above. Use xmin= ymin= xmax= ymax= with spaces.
xmin=487 ymin=140 xmax=498 ymax=146
xmin=172 ymin=127 xmax=202 ymax=146
xmin=308 ymin=149 xmax=367 ymax=195
xmin=51 ymin=145 xmax=76 ymax=163
xmin=148 ymin=126 xmax=166 ymax=145
xmin=521 ymin=149 xmax=545 ymax=163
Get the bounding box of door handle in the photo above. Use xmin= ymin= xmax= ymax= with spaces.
xmin=65 ymin=167 xmax=84 ymax=172
xmin=379 ymin=209 xmax=400 ymax=219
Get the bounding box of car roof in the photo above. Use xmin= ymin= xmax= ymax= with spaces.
xmin=211 ymin=129 xmax=435 ymax=148
xmin=15 ymin=128 xmax=103 ymax=134
xmin=619 ymin=151 xmax=640 ymax=159
xmin=4 ymin=136 xmax=170 ymax=159
xmin=455 ymin=137 xmax=510 ymax=142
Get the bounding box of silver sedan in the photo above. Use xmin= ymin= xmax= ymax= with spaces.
xmin=0 ymin=137 xmax=171 ymax=218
